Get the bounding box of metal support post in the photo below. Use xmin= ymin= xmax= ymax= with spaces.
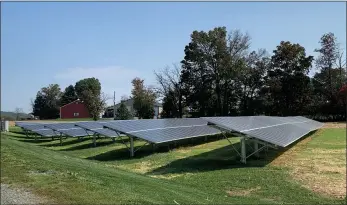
xmin=93 ymin=134 xmax=96 ymax=147
xmin=129 ymin=136 xmax=134 ymax=157
xmin=240 ymin=137 xmax=246 ymax=164
xmin=60 ymin=134 xmax=63 ymax=146
xmin=254 ymin=141 xmax=259 ymax=157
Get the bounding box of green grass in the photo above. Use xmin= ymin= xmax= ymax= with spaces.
xmin=1 ymin=127 xmax=346 ymax=204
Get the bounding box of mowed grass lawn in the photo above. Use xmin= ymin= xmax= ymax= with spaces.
xmin=1 ymin=126 xmax=346 ymax=204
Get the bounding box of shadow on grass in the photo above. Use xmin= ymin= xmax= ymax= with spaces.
xmin=86 ymin=144 xmax=172 ymax=161
xmin=38 ymin=137 xmax=92 ymax=147
xmin=148 ymin=131 xmax=318 ymax=175
xmin=86 ymin=134 xmax=230 ymax=161
xmin=60 ymin=140 xmax=116 ymax=151
xmin=7 ymin=133 xmax=53 ymax=144
xmin=17 ymin=138 xmax=55 ymax=144
xmin=9 ymin=130 xmax=26 ymax=135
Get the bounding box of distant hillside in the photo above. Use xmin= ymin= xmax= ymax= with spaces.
xmin=1 ymin=111 xmax=31 ymax=120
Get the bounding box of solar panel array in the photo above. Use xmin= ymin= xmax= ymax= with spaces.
xmin=15 ymin=122 xmax=59 ymax=137
xmin=15 ymin=116 xmax=323 ymax=147
xmin=103 ymin=118 xmax=222 ymax=143
xmin=202 ymin=116 xmax=323 ymax=147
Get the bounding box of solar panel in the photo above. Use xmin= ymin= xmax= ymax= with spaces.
xmin=20 ymin=124 xmax=49 ymax=131
xmin=44 ymin=123 xmax=76 ymax=130
xmin=91 ymin=128 xmax=120 ymax=137
xmin=103 ymin=118 xmax=208 ymax=134
xmin=75 ymin=121 xmax=119 ymax=137
xmin=32 ymin=129 xmax=59 ymax=137
xmin=103 ymin=118 xmax=220 ymax=143
xmin=127 ymin=125 xmax=221 ymax=143
xmin=15 ymin=121 xmax=34 ymax=127
xmin=58 ymin=128 xmax=94 ymax=137
xmin=76 ymin=121 xmax=107 ymax=130
xmin=202 ymin=116 xmax=323 ymax=147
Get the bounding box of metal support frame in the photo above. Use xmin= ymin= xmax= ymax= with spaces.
xmin=220 ymin=130 xmax=277 ymax=164
xmin=92 ymin=133 xmax=97 ymax=147
xmin=129 ymin=136 xmax=134 ymax=157
xmin=240 ymin=137 xmax=246 ymax=163
xmin=111 ymin=132 xmax=150 ymax=157
xmin=24 ymin=129 xmax=29 ymax=138
xmin=59 ymin=133 xmax=63 ymax=146
xmin=254 ymin=141 xmax=259 ymax=157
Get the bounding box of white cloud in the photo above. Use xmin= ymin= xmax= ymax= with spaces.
xmin=54 ymin=66 xmax=142 ymax=105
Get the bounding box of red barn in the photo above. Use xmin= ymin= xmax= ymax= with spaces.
xmin=60 ymin=99 xmax=90 ymax=119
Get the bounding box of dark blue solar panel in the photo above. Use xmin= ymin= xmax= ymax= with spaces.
xmin=202 ymin=116 xmax=323 ymax=147
xmin=58 ymin=128 xmax=93 ymax=137
xmin=45 ymin=123 xmax=76 ymax=130
xmin=20 ymin=124 xmax=49 ymax=131
xmin=33 ymin=129 xmax=59 ymax=137
xmin=104 ymin=118 xmax=208 ymax=134
xmin=103 ymin=118 xmax=220 ymax=143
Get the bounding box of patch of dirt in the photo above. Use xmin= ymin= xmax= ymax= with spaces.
xmin=1 ymin=184 xmax=51 ymax=204
xmin=323 ymin=122 xmax=346 ymax=129
xmin=175 ymin=148 xmax=191 ymax=154
xmin=124 ymin=161 xmax=154 ymax=174
xmin=150 ymin=173 xmax=190 ymax=180
xmin=226 ymin=186 xmax=261 ymax=197
xmin=309 ymin=149 xmax=346 ymax=154
xmin=271 ymin=129 xmax=346 ymax=198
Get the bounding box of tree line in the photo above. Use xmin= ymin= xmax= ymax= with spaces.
xmin=155 ymin=27 xmax=346 ymax=121
xmin=31 ymin=76 xmax=157 ymax=120
xmin=32 ymin=77 xmax=108 ymax=120
xmin=31 ymin=27 xmax=346 ymax=121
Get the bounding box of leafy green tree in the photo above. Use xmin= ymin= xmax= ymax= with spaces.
xmin=314 ymin=33 xmax=340 ymax=101
xmin=61 ymin=85 xmax=78 ymax=106
xmin=264 ymin=41 xmax=314 ymax=116
xmin=82 ymin=90 xmax=108 ymax=121
xmin=180 ymin=27 xmax=251 ymax=116
xmin=312 ymin=33 xmax=346 ymax=120
xmin=32 ymin=84 xmax=62 ymax=119
xmin=115 ymin=102 xmax=132 ymax=120
xmin=131 ymin=78 xmax=156 ymax=119
xmin=75 ymin=77 xmax=101 ymax=100
xmin=238 ymin=49 xmax=270 ymax=115
xmin=75 ymin=78 xmax=105 ymax=120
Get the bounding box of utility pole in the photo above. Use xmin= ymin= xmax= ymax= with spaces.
xmin=113 ymin=91 xmax=116 ymax=119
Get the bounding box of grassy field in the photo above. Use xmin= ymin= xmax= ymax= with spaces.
xmin=1 ymin=126 xmax=346 ymax=204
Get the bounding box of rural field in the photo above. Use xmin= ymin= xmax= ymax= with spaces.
xmin=1 ymin=124 xmax=346 ymax=204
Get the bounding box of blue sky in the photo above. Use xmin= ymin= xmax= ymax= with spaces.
xmin=2 ymin=2 xmax=346 ymax=113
